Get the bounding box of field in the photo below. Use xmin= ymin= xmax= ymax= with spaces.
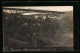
xmin=3 ymin=9 xmax=73 ymax=51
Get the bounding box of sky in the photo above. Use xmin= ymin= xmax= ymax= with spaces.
xmin=4 ymin=6 xmax=73 ymax=12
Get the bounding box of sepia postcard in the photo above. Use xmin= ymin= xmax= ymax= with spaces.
xmin=3 ymin=6 xmax=74 ymax=52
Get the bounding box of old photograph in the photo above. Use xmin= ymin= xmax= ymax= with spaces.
xmin=3 ymin=6 xmax=73 ymax=52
